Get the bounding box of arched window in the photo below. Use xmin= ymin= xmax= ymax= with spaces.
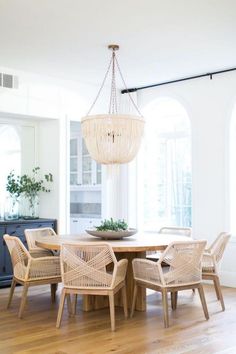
xmin=230 ymin=105 xmax=236 ymax=232
xmin=0 ymin=125 xmax=21 ymax=217
xmin=137 ymin=97 xmax=192 ymax=231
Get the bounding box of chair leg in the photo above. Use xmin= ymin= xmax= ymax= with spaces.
xmin=66 ymin=294 xmax=73 ymax=316
xmin=109 ymin=293 xmax=115 ymax=331
xmin=130 ymin=283 xmax=138 ymax=318
xmin=214 ymin=276 xmax=225 ymax=311
xmin=7 ymin=279 xmax=16 ymax=309
xmin=50 ymin=283 xmax=57 ymax=303
xmin=198 ymin=284 xmax=209 ymax=320
xmin=72 ymin=294 xmax=78 ymax=316
xmin=161 ymin=289 xmax=169 ymax=328
xmin=213 ymin=278 xmax=220 ymax=300
xmin=171 ymin=291 xmax=178 ymax=310
xmin=122 ymin=285 xmax=128 ymax=318
xmin=18 ymin=283 xmax=29 ymax=319
xmin=56 ymin=288 xmax=66 ymax=328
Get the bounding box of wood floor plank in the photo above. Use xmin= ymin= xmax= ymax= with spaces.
xmin=0 ymin=284 xmax=235 ymax=353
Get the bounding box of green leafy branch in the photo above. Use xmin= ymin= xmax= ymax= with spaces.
xmin=6 ymin=167 xmax=53 ymax=199
xmin=6 ymin=172 xmax=21 ymax=198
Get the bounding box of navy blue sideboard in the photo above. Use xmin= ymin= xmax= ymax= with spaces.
xmin=0 ymin=218 xmax=57 ymax=287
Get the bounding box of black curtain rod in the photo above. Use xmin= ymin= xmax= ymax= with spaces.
xmin=121 ymin=67 xmax=236 ymax=94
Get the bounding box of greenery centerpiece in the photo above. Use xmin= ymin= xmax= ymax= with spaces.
xmin=5 ymin=167 xmax=53 ymax=220
xmin=95 ymin=218 xmax=128 ymax=231
xmin=86 ymin=218 xmax=136 ymax=239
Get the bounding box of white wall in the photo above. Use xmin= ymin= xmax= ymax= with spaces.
xmin=37 ymin=119 xmax=59 ymax=220
xmin=136 ymin=71 xmax=236 ymax=287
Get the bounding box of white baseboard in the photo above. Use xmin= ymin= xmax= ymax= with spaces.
xmin=219 ymin=270 xmax=236 ymax=288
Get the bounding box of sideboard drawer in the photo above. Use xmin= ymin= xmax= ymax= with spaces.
xmin=6 ymin=224 xmax=28 ymax=237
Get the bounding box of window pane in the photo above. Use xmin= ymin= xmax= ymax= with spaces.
xmin=230 ymin=105 xmax=236 ymax=232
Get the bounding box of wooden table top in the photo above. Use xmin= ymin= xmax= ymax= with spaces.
xmin=35 ymin=232 xmax=191 ymax=253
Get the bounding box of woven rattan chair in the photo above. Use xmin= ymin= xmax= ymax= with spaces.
xmin=25 ymin=227 xmax=57 ymax=257
xmin=202 ymin=232 xmax=231 ymax=311
xmin=131 ymin=240 xmax=208 ymax=328
xmin=146 ymin=226 xmax=192 ymax=262
xmin=4 ymin=234 xmax=61 ymax=318
xmin=56 ymin=242 xmax=128 ymax=331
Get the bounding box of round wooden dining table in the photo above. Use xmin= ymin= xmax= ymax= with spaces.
xmin=36 ymin=232 xmax=191 ymax=312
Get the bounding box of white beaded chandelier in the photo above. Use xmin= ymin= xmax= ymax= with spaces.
xmin=81 ymin=44 xmax=145 ymax=165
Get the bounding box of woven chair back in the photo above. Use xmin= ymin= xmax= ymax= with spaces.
xmin=159 ymin=240 xmax=206 ymax=286
xmin=60 ymin=242 xmax=117 ymax=289
xmin=159 ymin=226 xmax=192 ymax=237
xmin=3 ymin=234 xmax=30 ymax=280
xmin=25 ymin=227 xmax=56 ymax=250
xmin=209 ymin=232 xmax=231 ymax=264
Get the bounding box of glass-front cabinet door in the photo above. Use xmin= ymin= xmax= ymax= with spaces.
xmin=81 ymin=140 xmax=93 ymax=185
xmin=70 ymin=138 xmax=78 ymax=185
xmin=78 ymin=137 xmax=101 ymax=186
xmin=70 ymin=121 xmax=102 ymax=187
xmin=96 ymin=163 xmax=102 ymax=185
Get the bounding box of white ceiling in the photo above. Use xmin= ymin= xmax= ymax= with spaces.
xmin=0 ymin=0 xmax=236 ymax=88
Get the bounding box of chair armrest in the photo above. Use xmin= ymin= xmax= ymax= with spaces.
xmin=111 ymin=259 xmax=128 ymax=287
xmin=202 ymin=252 xmax=216 ymax=272
xmin=132 ymin=258 xmax=162 ymax=285
xmin=28 ymin=256 xmax=61 ymax=280
xmin=117 ymin=259 xmax=128 ymax=279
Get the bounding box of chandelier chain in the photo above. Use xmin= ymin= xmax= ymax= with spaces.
xmin=114 ymin=55 xmax=143 ymax=117
xmin=109 ymin=50 xmax=118 ymax=114
xmin=86 ymin=45 xmax=143 ymax=117
xmin=87 ymin=54 xmax=113 ymax=116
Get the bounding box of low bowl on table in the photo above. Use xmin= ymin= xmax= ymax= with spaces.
xmin=85 ymin=228 xmax=137 ymax=240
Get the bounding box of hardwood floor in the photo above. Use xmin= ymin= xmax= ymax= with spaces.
xmin=0 ymin=284 xmax=236 ymax=354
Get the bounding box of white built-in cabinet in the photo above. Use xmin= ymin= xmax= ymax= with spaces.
xmin=70 ymin=217 xmax=101 ymax=234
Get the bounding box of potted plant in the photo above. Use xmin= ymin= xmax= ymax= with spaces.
xmin=5 ymin=171 xmax=21 ymax=220
xmin=20 ymin=167 xmax=53 ymax=219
